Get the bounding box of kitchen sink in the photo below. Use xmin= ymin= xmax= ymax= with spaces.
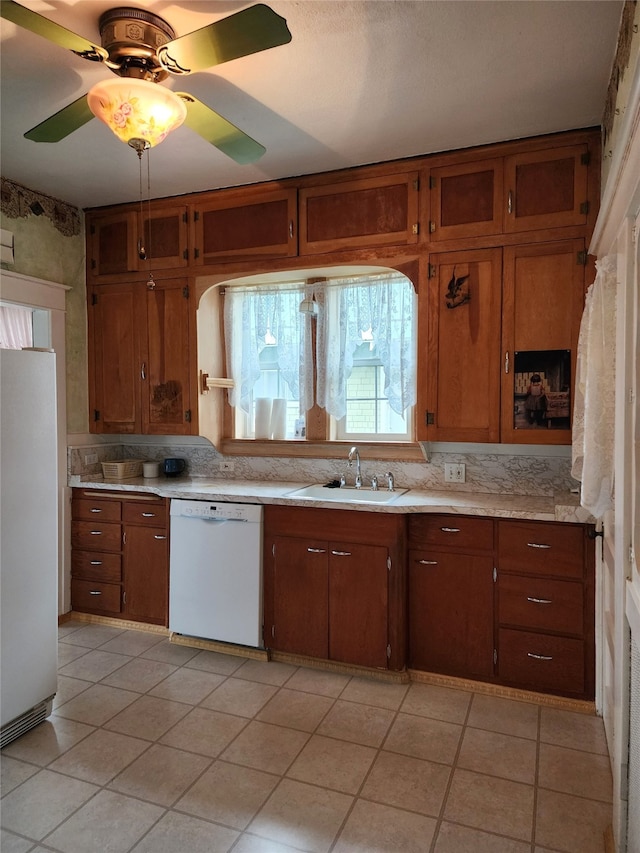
xmin=285 ymin=484 xmax=408 ymax=504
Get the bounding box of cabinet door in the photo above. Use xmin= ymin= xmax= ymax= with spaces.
xmin=328 ymin=542 xmax=388 ymax=669
xmin=428 ymin=158 xmax=503 ymax=242
xmin=89 ymin=283 xmax=141 ymax=433
xmin=88 ymin=211 xmax=138 ymax=276
xmin=501 ymin=239 xmax=585 ymax=444
xmin=192 ymin=189 xmax=297 ymax=264
xmin=123 ymin=524 xmax=168 ymax=625
xmin=271 ymin=537 xmax=329 ymax=658
xmin=139 ymin=205 xmax=188 ymax=269
xmin=299 ymin=173 xmax=419 ymax=255
xmin=504 ymin=145 xmax=589 ymax=233
xmin=141 ymin=279 xmax=195 ymax=435
xmin=409 ymin=549 xmax=494 ymax=678
xmin=419 ymin=248 xmax=502 ymax=442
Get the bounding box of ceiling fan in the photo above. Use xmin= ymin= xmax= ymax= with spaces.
xmin=0 ymin=1 xmax=292 ymax=163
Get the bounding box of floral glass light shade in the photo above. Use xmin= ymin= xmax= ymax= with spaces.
xmin=87 ymin=78 xmax=187 ymax=149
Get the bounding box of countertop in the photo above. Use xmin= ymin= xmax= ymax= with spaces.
xmin=69 ymin=476 xmax=593 ymax=524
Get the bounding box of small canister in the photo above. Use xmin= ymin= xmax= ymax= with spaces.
xmin=143 ymin=461 xmax=161 ymax=478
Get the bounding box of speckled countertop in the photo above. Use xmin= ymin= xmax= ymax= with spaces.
xmin=69 ymin=476 xmax=592 ymax=524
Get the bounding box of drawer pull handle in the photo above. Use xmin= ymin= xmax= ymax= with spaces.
xmin=307 ymin=547 xmax=326 ymax=553
xmin=527 ymin=596 xmax=552 ymax=604
xmin=90 ymin=508 xmax=102 ymax=513
xmin=142 ymin=512 xmax=156 ymax=517
xmin=418 ymin=559 xmax=438 ymax=565
xmin=440 ymin=527 xmax=460 ymax=533
xmin=89 ymin=560 xmax=103 ymax=565
xmin=527 ymin=652 xmax=553 ymax=661
xmin=526 ymin=542 xmax=551 ymax=549
xmin=331 ymin=550 xmax=352 ymax=557
xmin=90 ymin=531 xmax=102 ymax=535
xmin=89 ymin=590 xmax=102 ymax=596
xmin=154 ymin=535 xmax=167 ymax=540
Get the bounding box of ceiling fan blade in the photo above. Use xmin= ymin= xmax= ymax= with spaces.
xmin=158 ymin=4 xmax=291 ymax=75
xmin=178 ymin=93 xmax=266 ymax=164
xmin=24 ymin=95 xmax=94 ymax=143
xmin=0 ymin=0 xmax=107 ymax=61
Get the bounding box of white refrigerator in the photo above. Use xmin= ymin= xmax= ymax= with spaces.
xmin=1 ymin=348 xmax=58 ymax=747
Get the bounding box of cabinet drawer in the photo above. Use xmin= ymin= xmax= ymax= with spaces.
xmin=72 ymin=578 xmax=122 ymax=613
xmin=498 ymin=521 xmax=584 ymax=578
xmin=72 ymin=550 xmax=121 ymax=583
xmin=499 ymin=575 xmax=583 ymax=635
xmin=122 ymin=501 xmax=166 ymax=527
xmin=498 ymin=628 xmax=584 ymax=694
xmin=71 ymin=520 xmax=122 ymax=552
xmin=408 ymin=515 xmax=494 ymax=552
xmin=72 ymin=498 xmax=121 ymax=522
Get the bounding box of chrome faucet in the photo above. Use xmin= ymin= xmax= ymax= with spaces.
xmin=387 ymin=471 xmax=395 ymax=491
xmin=348 ymin=446 xmax=363 ymax=488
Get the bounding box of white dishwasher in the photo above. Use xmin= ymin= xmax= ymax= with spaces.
xmin=169 ymin=499 xmax=263 ymax=648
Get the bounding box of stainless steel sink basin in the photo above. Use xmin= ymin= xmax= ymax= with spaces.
xmin=285 ymin=484 xmax=408 ymax=504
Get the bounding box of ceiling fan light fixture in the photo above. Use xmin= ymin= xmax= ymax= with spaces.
xmin=87 ymin=78 xmax=186 ymax=149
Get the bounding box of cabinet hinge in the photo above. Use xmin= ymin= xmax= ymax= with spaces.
xmin=182 ymin=212 xmax=188 ymax=223
xmin=194 ymin=248 xmax=200 ymax=260
xmin=429 ymin=221 xmax=436 ymax=233
xmin=386 ymin=644 xmax=391 ymax=659
xmin=412 ymin=223 xmax=419 ymax=235
xmin=580 ymin=151 xmax=591 ymax=166
xmin=429 ymin=175 xmax=436 ymax=189
xmin=183 ymin=249 xmax=189 ymax=260
xmin=182 ymin=285 xmax=189 ymax=299
xmin=577 ymin=250 xmax=588 ymax=266
xmin=493 ymin=648 xmax=497 ymax=666
xmin=428 ymin=263 xmax=436 ymax=278
xmin=185 ymin=409 xmax=192 ymax=423
xmin=91 ymin=292 xmax=98 ymax=305
xmin=493 ymin=567 xmax=497 ymax=582
xmin=387 ymin=556 xmax=392 ymax=572
xmin=194 ymin=210 xmax=200 ymax=222
xmin=580 ymin=201 xmax=590 ymax=215
xmin=425 ymin=411 xmax=435 ymax=426
xmin=412 ymin=178 xmax=420 ymax=191
xmin=93 ymin=409 xmax=100 ymax=422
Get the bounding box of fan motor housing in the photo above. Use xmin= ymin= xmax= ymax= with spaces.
xmin=99 ymin=7 xmax=176 ymax=81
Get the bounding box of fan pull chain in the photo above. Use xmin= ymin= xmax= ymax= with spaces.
xmin=146 ymin=149 xmax=155 ymax=289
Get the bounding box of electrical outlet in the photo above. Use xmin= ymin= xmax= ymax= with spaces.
xmin=444 ymin=463 xmax=466 ymax=483
xmin=220 ymin=460 xmax=235 ymax=473
xmin=84 ymin=453 xmax=98 ymax=465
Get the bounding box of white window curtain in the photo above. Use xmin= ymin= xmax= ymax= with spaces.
xmin=0 ymin=304 xmax=33 ymax=349
xmin=315 ymin=273 xmax=417 ymax=420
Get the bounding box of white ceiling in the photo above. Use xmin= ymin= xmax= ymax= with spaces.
xmin=0 ymin=1 xmax=623 ymax=211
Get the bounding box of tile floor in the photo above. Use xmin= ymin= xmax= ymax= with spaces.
xmin=1 ymin=621 xmax=613 ymax=853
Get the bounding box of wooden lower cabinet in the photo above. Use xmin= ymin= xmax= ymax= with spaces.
xmin=264 ymin=506 xmax=405 ymax=670
xmin=71 ymin=490 xmax=169 ymax=626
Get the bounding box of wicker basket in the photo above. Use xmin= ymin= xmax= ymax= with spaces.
xmin=101 ymin=459 xmax=143 ymax=479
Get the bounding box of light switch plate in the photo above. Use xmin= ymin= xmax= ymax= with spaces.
xmin=444 ymin=463 xmax=465 ymax=483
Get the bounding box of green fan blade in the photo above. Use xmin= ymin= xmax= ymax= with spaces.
xmin=24 ymin=95 xmax=93 ymax=143
xmin=0 ymin=0 xmax=107 ymax=60
xmin=159 ymin=4 xmax=291 ymax=75
xmin=179 ymin=94 xmax=266 ymax=164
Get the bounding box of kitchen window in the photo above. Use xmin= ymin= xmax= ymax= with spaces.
xmin=223 ymin=271 xmax=417 ymax=442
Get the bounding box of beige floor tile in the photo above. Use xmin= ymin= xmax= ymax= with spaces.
xmin=48 ymin=728 xmax=149 ymax=784
xmin=176 ymin=759 xmax=279 ymax=829
xmin=400 ymin=682 xmax=472 ymax=724
xmin=56 ymin=643 xmax=92 ymax=668
xmin=130 ymin=810 xmax=238 ymax=853
xmin=434 ymin=822 xmax=531 ymax=852
xmin=467 ymin=694 xmax=539 ymax=740
xmin=287 ymin=734 xmax=376 ymax=794
xmin=44 ymin=789 xmax=164 ymax=853
xmin=535 ymin=788 xmax=613 ymax=853
xmin=339 ymin=676 xmax=409 ymax=710
xmin=149 ymin=667 xmax=225 ymax=704
xmin=52 ymin=675 xmax=92 ymax=709
xmin=360 ymin=750 xmax=450 ymax=816
xmin=101 ymin=657 xmax=178 ymax=692
xmin=0 ymin=828 xmax=34 ymax=853
xmin=161 ymin=706 xmax=249 ymax=757
xmin=140 ymin=638 xmax=200 ymax=665
xmin=98 ymin=630 xmax=166 ymax=657
xmin=2 ymin=716 xmax=94 ymax=765
xmin=256 ymin=688 xmax=335 ymax=732
xmin=200 ymin=677 xmax=278 ymax=717
xmin=0 ymin=769 xmax=98 ymax=840
xmin=383 ymin=712 xmax=463 ymax=765
xmin=104 ymin=694 xmax=191 ymax=741
xmin=185 ymin=649 xmax=249 ymax=676
xmin=539 ymin=707 xmax=609 ymax=754
xmin=249 ymin=777 xmax=353 ymax=852
xmin=234 ymin=659 xmax=298 ymax=686
xmin=53 ymin=682 xmax=138 ymax=725
xmin=58 ymin=649 xmax=133 ymax=682
xmin=59 ymin=624 xmax=126 ymax=648
xmin=444 ymin=768 xmax=534 ymax=841
xmin=110 ymin=743 xmax=211 ymax=806
xmin=538 ymin=742 xmax=613 ymax=802
xmin=457 ymin=727 xmax=537 ymax=784
xmin=220 ymin=720 xmax=309 ymax=774
xmin=284 ymin=667 xmax=351 ymax=698
xmin=57 ymin=621 xmax=88 ymax=638
xmin=0 ymin=755 xmax=39 ymax=795
xmin=316 ymin=699 xmax=395 ymax=748
xmin=232 ymin=834 xmax=306 ymax=852
xmin=332 ymin=797 xmax=438 ymax=853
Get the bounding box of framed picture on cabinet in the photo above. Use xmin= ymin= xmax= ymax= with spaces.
xmin=512 ymin=349 xmax=571 ymax=431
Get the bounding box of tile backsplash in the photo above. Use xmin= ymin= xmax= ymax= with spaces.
xmin=68 ymin=440 xmax=577 ymax=497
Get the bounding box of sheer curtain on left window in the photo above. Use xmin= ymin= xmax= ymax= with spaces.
xmin=0 ymin=304 xmax=33 ymax=349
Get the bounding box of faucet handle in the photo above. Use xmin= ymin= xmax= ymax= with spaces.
xmin=370 ymin=475 xmax=379 ymax=491
xmin=339 ymin=473 xmax=346 ymax=487
xmin=387 ymin=471 xmax=395 ymax=491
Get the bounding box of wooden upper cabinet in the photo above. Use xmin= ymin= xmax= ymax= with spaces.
xmin=504 ymin=144 xmax=590 ymax=233
xmin=418 ymin=247 xmax=502 ymax=443
xmin=427 ymin=158 xmax=504 ymax=242
xmin=139 ymin=205 xmax=189 ymax=269
xmin=191 ymin=188 xmax=297 ymax=264
xmin=299 ymin=172 xmax=420 ymax=255
xmin=500 ymin=239 xmax=585 ymax=445
xmin=88 ymin=211 xmax=138 ymax=277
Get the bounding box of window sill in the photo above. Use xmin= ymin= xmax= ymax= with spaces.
xmin=219 ymin=438 xmax=424 ymax=461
